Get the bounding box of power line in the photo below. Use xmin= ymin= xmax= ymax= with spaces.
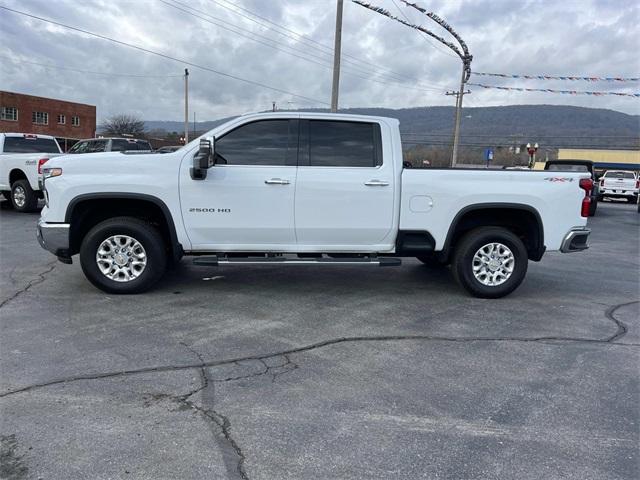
xmin=161 ymin=0 xmax=448 ymax=92
xmin=0 ymin=55 xmax=183 ymax=78
xmin=0 ymin=5 xmax=328 ymax=106
xmin=159 ymin=0 xmax=448 ymax=93
xmin=211 ymin=0 xmax=426 ymax=83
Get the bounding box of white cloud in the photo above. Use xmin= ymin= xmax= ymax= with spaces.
xmin=1 ymin=0 xmax=638 ymax=121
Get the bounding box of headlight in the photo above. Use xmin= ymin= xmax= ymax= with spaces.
xmin=42 ymin=167 xmax=63 ymax=179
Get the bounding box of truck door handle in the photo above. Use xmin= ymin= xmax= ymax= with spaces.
xmin=265 ymin=178 xmax=290 ymax=185
xmin=364 ymin=180 xmax=389 ymax=187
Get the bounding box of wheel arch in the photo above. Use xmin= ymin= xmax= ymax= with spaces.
xmin=441 ymin=203 xmax=545 ymax=262
xmin=65 ymin=193 xmax=182 ymax=261
xmin=9 ymin=168 xmax=28 ymax=184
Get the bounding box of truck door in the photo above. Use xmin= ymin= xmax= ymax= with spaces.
xmin=294 ymin=119 xmax=395 ymax=248
xmin=180 ymin=119 xmax=298 ymax=250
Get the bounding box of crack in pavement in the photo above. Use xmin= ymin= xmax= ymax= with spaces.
xmin=1 ymin=299 xmax=638 ymax=399
xmin=1 ymin=300 xmax=637 ymax=479
xmin=0 ymin=261 xmax=57 ymax=309
xmin=177 ymin=343 xmax=296 ymax=478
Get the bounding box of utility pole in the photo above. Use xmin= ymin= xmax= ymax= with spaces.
xmin=446 ymin=75 xmax=471 ymax=167
xmin=272 ymin=101 xmax=277 ymax=112
xmin=193 ymin=111 xmax=196 ymax=138
xmin=331 ymin=0 xmax=344 ymax=112
xmin=184 ymin=68 xmax=189 ymax=144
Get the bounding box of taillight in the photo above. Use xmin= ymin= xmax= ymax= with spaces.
xmin=636 ymin=179 xmax=639 ymax=189
xmin=579 ymin=178 xmax=593 ymax=193
xmin=579 ymin=178 xmax=593 ymax=218
xmin=37 ymin=158 xmax=48 ymax=174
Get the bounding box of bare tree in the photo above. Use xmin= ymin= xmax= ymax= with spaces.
xmin=100 ymin=114 xmax=146 ymax=137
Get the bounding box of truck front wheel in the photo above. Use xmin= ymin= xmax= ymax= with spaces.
xmin=452 ymin=227 xmax=528 ymax=298
xmin=80 ymin=217 xmax=167 ymax=294
xmin=11 ymin=179 xmax=38 ymax=212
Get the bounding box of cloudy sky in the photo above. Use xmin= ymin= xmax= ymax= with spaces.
xmin=1 ymin=0 xmax=639 ymax=122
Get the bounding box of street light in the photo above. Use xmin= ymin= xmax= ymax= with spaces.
xmin=526 ymin=142 xmax=539 ymax=168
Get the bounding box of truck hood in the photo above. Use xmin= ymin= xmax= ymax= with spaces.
xmin=48 ymin=151 xmax=174 ymax=170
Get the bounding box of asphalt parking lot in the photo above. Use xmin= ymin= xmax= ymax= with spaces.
xmin=1 ymin=199 xmax=638 ymax=480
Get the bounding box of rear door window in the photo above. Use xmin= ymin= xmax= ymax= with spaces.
xmin=307 ymin=120 xmax=381 ymax=167
xmin=2 ymin=136 xmax=60 ymax=153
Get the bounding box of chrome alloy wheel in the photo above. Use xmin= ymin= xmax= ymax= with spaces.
xmin=472 ymin=242 xmax=515 ymax=286
xmin=96 ymin=235 xmax=147 ymax=282
xmin=12 ymin=185 xmax=26 ymax=207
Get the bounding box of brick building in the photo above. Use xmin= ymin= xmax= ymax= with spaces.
xmin=0 ymin=91 xmax=96 ymax=150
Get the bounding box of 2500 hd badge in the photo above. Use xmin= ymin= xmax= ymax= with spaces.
xmin=189 ymin=208 xmax=231 ymax=213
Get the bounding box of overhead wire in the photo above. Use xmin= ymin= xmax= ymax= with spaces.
xmin=0 ymin=4 xmax=329 ymax=106
xmin=0 ymin=55 xmax=183 ymax=78
xmin=160 ymin=0 xmax=450 ymax=92
xmin=211 ymin=0 xmax=429 ymax=83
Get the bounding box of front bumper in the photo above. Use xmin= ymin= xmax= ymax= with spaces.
xmin=37 ymin=219 xmax=71 ymax=258
xmin=560 ymin=227 xmax=591 ymax=253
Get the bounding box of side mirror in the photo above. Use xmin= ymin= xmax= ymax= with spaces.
xmin=190 ymin=138 xmax=215 ymax=180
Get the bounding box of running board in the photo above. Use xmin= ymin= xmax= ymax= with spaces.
xmin=193 ymin=256 xmax=401 ymax=267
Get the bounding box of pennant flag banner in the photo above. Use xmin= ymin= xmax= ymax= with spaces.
xmin=472 ymin=72 xmax=639 ymax=82
xmin=468 ymin=83 xmax=640 ymax=97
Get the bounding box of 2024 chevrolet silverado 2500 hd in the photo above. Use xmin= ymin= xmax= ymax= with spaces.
xmin=37 ymin=112 xmax=593 ymax=298
xmin=0 ymin=133 xmax=63 ymax=212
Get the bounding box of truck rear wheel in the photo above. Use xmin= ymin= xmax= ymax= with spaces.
xmin=80 ymin=217 xmax=167 ymax=294
xmin=452 ymin=227 xmax=528 ymax=298
xmin=11 ymin=179 xmax=38 ymax=212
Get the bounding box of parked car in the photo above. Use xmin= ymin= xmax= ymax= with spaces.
xmin=0 ymin=133 xmax=63 ymax=212
xmin=156 ymin=146 xmax=182 ymax=154
xmin=544 ymin=160 xmax=598 ymax=216
xmin=37 ymin=112 xmax=592 ymax=298
xmin=68 ymin=137 xmax=152 ymax=153
xmin=598 ymin=170 xmax=639 ymax=203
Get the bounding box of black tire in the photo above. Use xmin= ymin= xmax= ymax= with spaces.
xmin=80 ymin=217 xmax=167 ymax=294
xmin=451 ymin=227 xmax=528 ymax=299
xmin=416 ymin=255 xmax=449 ymax=267
xmin=627 ymin=196 xmax=637 ymax=204
xmin=10 ymin=179 xmax=38 ymax=212
xmin=597 ymin=194 xmax=604 ymax=202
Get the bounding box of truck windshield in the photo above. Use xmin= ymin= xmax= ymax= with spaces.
xmin=3 ymin=136 xmax=60 ymax=153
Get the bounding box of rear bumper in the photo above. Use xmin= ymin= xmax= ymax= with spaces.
xmin=37 ymin=219 xmax=71 ymax=258
xmin=600 ymin=188 xmax=637 ymax=197
xmin=560 ymin=227 xmax=590 ymax=253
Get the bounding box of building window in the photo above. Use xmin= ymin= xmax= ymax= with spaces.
xmin=72 ymin=116 xmax=80 ymax=127
xmin=57 ymin=114 xmax=66 ymax=125
xmin=32 ymin=111 xmax=49 ymax=125
xmin=1 ymin=106 xmax=18 ymax=121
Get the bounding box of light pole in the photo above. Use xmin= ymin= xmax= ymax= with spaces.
xmin=184 ymin=68 xmax=189 ymax=145
xmin=526 ymin=142 xmax=539 ymax=168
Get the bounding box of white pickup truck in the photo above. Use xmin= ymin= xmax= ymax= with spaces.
xmin=37 ymin=112 xmax=593 ymax=298
xmin=598 ymin=170 xmax=639 ymax=203
xmin=0 ymin=133 xmax=63 ymax=212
